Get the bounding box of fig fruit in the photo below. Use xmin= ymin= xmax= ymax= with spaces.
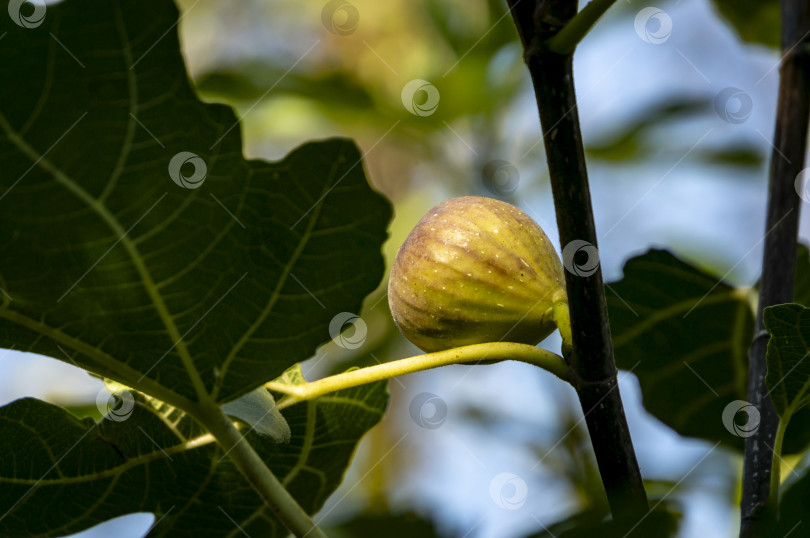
xmin=388 ymin=196 xmax=567 ymax=352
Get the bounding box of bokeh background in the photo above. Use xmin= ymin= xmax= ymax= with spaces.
xmin=2 ymin=0 xmax=809 ymax=536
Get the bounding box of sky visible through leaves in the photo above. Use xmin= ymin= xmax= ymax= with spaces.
xmin=2 ymin=0 xmax=810 ymax=537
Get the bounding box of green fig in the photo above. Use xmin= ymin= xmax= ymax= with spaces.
xmin=388 ymin=196 xmax=567 ymax=353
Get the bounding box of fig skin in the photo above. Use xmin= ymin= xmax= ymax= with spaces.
xmin=388 ymin=196 xmax=566 ymax=352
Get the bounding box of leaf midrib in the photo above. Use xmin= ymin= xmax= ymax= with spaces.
xmin=613 ymin=291 xmax=740 ymax=348
xmin=282 ymin=400 xmax=317 ymax=488
xmin=0 ymin=430 xmax=216 ymax=486
xmin=100 ymin=5 xmax=137 ymax=203
xmin=0 ymin=308 xmax=191 ymax=410
xmin=0 ymin=6 xmax=209 ymax=403
xmin=212 ymin=150 xmax=348 ymax=401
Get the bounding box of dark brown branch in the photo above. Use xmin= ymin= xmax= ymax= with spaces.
xmin=741 ymin=1 xmax=810 ymax=535
xmin=506 ymin=0 xmax=648 ymax=524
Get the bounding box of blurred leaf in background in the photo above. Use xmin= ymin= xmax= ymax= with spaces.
xmin=173 ymin=1 xmax=801 ymax=535
xmin=4 ymin=0 xmax=795 ymax=535
xmin=709 ymin=0 xmax=780 ymax=48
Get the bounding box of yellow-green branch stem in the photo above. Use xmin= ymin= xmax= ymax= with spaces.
xmin=193 ymin=402 xmax=326 ymax=538
xmin=267 ymin=342 xmax=569 ymax=410
xmin=769 ymin=416 xmax=789 ymax=510
xmin=551 ymin=290 xmax=573 ymax=356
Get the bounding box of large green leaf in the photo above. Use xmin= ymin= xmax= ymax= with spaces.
xmin=609 ymin=249 xmax=810 ymax=453
xmin=608 ymin=249 xmax=753 ymax=449
xmin=0 ymin=371 xmax=387 ymax=537
xmin=0 ymin=0 xmax=391 ymax=405
xmin=764 ymin=304 xmax=810 ymax=418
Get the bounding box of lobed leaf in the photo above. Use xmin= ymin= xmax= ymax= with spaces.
xmin=0 ymin=373 xmax=387 ymax=537
xmin=0 ymin=0 xmax=391 ymax=406
xmin=608 ymin=249 xmax=810 ymax=452
xmin=608 ymin=249 xmax=754 ymax=449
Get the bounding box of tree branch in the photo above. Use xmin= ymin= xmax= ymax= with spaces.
xmin=506 ymin=0 xmax=648 ymax=524
xmin=740 ymin=0 xmax=810 ymax=535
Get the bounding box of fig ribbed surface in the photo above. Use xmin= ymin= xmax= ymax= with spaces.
xmin=388 ymin=196 xmax=566 ymax=352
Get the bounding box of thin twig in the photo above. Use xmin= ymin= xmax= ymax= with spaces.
xmin=546 ymin=0 xmax=617 ymax=54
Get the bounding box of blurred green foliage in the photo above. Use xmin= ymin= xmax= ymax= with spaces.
xmin=710 ymin=0 xmax=780 ymax=48
xmin=25 ymin=0 xmax=785 ymax=534
xmin=174 ymin=0 xmax=791 ymax=534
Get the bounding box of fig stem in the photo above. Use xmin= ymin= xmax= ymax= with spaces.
xmin=266 ymin=343 xmax=569 ymax=410
xmin=550 ymin=291 xmax=573 ymax=356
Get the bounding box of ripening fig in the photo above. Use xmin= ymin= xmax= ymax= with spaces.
xmin=388 ymin=196 xmax=568 ymax=353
